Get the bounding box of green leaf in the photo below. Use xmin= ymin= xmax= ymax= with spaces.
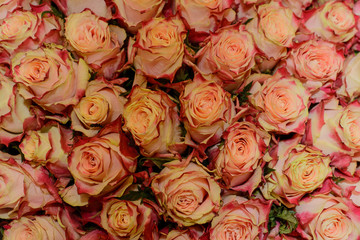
xmin=50 ymin=1 xmax=66 ymax=19
xmin=264 ymin=165 xmax=276 ymax=176
xmin=237 ymin=81 xmax=253 ymax=105
xmin=184 ymin=32 xmax=201 ymax=53
xmin=268 ymin=204 xmax=298 ymax=235
xmin=244 ymin=18 xmax=253 ymax=25
xmin=332 ymin=176 xmax=345 ymax=184
xmin=119 ymin=187 xmax=156 ymax=203
xmin=141 ymin=157 xmax=176 ymax=169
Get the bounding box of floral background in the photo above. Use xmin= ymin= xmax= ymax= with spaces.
xmin=0 ymin=0 xmax=360 ymax=239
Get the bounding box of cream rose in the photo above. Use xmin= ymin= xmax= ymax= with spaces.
xmin=65 ymin=10 xmax=126 ymax=77
xmin=180 ymin=74 xmax=236 ymax=145
xmin=0 ymin=10 xmax=61 ymax=55
xmin=246 ymin=1 xmax=298 ymax=60
xmin=19 ymin=122 xmax=72 ymax=177
xmin=3 ymin=216 xmax=66 ymax=240
xmin=210 ymin=195 xmax=271 ymax=240
xmin=336 ymin=53 xmax=360 ymax=101
xmin=196 ymin=26 xmax=256 ymax=91
xmin=296 ymin=195 xmax=360 ymax=240
xmin=68 ymin=126 xmax=138 ymax=196
xmin=210 ymin=121 xmax=270 ymax=194
xmin=249 ymin=71 xmax=310 ymax=134
xmin=123 ymin=85 xmax=183 ymax=157
xmin=151 ymin=162 xmax=221 ymax=226
xmin=11 ymin=44 xmax=90 ymax=114
xmin=305 ymin=1 xmax=356 ymax=43
xmin=286 ymin=39 xmax=344 ymax=92
xmin=262 ymin=141 xmax=332 ymax=207
xmin=71 ymin=78 xmax=127 ymax=137
xmin=101 ymin=198 xmax=158 ymax=240
xmin=175 ymin=0 xmax=235 ymax=33
xmin=133 ymin=17 xmax=186 ymax=81
xmin=112 ymin=0 xmax=165 ymax=32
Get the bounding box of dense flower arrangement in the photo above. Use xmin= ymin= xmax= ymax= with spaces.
xmin=1 ymin=0 xmax=360 ymax=239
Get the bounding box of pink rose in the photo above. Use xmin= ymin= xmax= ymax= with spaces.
xmin=112 ymin=0 xmax=165 ymax=32
xmin=132 ymin=17 xmax=186 ymax=81
xmin=210 ymin=195 xmax=271 ymax=240
xmin=262 ymin=140 xmax=332 ymax=207
xmin=123 ymin=85 xmax=184 ymax=157
xmin=65 ymin=10 xmax=127 ymax=78
xmin=175 ymin=0 xmax=235 ymax=33
xmin=68 ymin=124 xmax=138 ymax=196
xmin=100 ymin=198 xmax=158 ymax=240
xmin=296 ymin=195 xmax=360 ymax=239
xmin=71 ymin=78 xmax=127 ymax=137
xmin=249 ymin=71 xmax=310 ymax=134
xmin=151 ymin=162 xmax=221 ymax=226
xmin=180 ymin=74 xmax=236 ymax=145
xmin=3 ymin=216 xmax=66 ymax=240
xmin=286 ymin=39 xmax=344 ymax=92
xmin=281 ymin=0 xmax=312 ymax=17
xmin=11 ymin=44 xmax=90 ymax=114
xmin=209 ymin=121 xmax=270 ymax=194
xmin=195 ymin=25 xmax=256 ymax=91
xmin=305 ymin=1 xmax=357 ymax=43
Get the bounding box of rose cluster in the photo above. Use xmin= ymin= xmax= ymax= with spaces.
xmin=0 ymin=0 xmax=360 ymax=239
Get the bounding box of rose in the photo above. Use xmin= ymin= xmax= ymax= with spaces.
xmin=0 ymin=152 xmax=58 ymax=219
xmin=209 ymin=195 xmax=271 ymax=240
xmin=100 ymin=198 xmax=158 ymax=240
xmin=296 ymin=195 xmax=360 ymax=240
xmin=151 ymin=162 xmax=221 ymax=226
xmin=337 ymin=53 xmax=360 ymax=101
xmin=281 ymin=0 xmax=312 ymax=17
xmin=79 ymin=230 xmax=109 ymax=240
xmin=68 ymin=125 xmax=138 ymax=196
xmin=123 ymin=85 xmax=183 ymax=157
xmin=160 ymin=227 xmax=203 ymax=240
xmin=246 ymin=1 xmax=299 ymax=60
xmin=11 ymin=44 xmax=90 ymax=114
xmin=65 ymin=10 xmax=127 ymax=77
xmin=210 ymin=121 xmax=270 ymax=194
xmin=286 ymin=39 xmax=344 ymax=92
xmin=71 ymin=78 xmax=127 ymax=137
xmin=180 ymin=74 xmax=236 ymax=145
xmin=338 ymin=177 xmax=360 ymax=207
xmin=195 ymin=25 xmax=256 ymax=91
xmin=0 ymin=10 xmax=61 ymax=56
xmin=262 ymin=141 xmax=332 ymax=207
xmin=19 ymin=122 xmax=72 ymax=177
xmin=305 ymin=1 xmax=356 ymax=43
xmin=175 ymin=0 xmax=235 ymax=33
xmin=112 ymin=0 xmax=165 ymax=32
xmin=133 ymin=17 xmax=186 ymax=81
xmin=249 ymin=71 xmax=310 ymax=134
xmin=3 ymin=216 xmax=66 ymax=240
xmin=0 ymin=67 xmax=40 ymax=146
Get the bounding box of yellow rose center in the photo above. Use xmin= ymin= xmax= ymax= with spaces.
xmin=76 ymin=95 xmax=109 ymax=125
xmin=174 ymin=190 xmax=199 ymax=215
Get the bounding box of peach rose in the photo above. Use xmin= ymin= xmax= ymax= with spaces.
xmin=112 ymin=0 xmax=165 ymax=32
xmin=286 ymin=39 xmax=344 ymax=92
xmin=210 ymin=121 xmax=270 ymax=194
xmin=246 ymin=1 xmax=299 ymax=60
xmin=151 ymin=162 xmax=221 ymax=226
xmin=0 ymin=10 xmax=61 ymax=55
xmin=100 ymin=198 xmax=158 ymax=240
xmin=71 ymin=78 xmax=127 ymax=137
xmin=133 ymin=17 xmax=186 ymax=81
xmin=123 ymin=86 xmax=183 ymax=157
xmin=305 ymin=1 xmax=356 ymax=43
xmin=68 ymin=125 xmax=138 ymax=196
xmin=19 ymin=122 xmax=72 ymax=177
xmin=0 ymin=153 xmax=58 ymax=219
xmin=180 ymin=74 xmax=236 ymax=145
xmin=249 ymin=71 xmax=310 ymax=134
xmin=3 ymin=216 xmax=66 ymax=240
xmin=336 ymin=53 xmax=360 ymax=101
xmin=0 ymin=67 xmax=39 ymax=146
xmin=209 ymin=195 xmax=271 ymax=240
xmin=296 ymin=195 xmax=360 ymax=240
xmin=175 ymin=0 xmax=235 ymax=33
xmin=195 ymin=25 xmax=256 ymax=91
xmin=65 ymin=10 xmax=127 ymax=77
xmin=11 ymin=44 xmax=90 ymax=114
xmin=281 ymin=0 xmax=312 ymax=17
xmin=262 ymin=140 xmax=332 ymax=207
xmin=160 ymin=227 xmax=203 ymax=240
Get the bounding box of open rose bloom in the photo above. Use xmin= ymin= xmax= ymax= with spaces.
xmin=1 ymin=0 xmax=360 ymax=239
